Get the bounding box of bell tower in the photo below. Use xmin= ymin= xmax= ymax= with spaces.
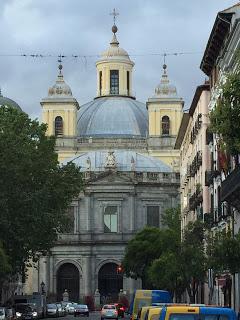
xmin=147 ymin=64 xmax=184 ymax=168
xmin=95 ymin=12 xmax=135 ymax=99
xmin=148 ymin=64 xmax=183 ymax=141
xmin=41 ymin=64 xmax=79 ymax=137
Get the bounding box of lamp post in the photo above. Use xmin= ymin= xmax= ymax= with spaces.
xmin=40 ymin=281 xmax=45 ymax=295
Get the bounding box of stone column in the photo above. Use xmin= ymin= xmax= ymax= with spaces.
xmin=49 ymin=255 xmax=54 ymax=294
xmin=130 ymin=195 xmax=135 ymax=231
xmin=84 ymin=256 xmax=92 ymax=296
xmin=39 ymin=256 xmax=48 ymax=294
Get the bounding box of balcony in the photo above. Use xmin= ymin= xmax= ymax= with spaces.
xmin=205 ymin=169 xmax=221 ymax=186
xmin=221 ymin=165 xmax=240 ymax=211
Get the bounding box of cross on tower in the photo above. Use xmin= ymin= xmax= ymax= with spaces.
xmin=163 ymin=53 xmax=167 ymax=65
xmin=110 ymin=8 xmax=119 ymax=25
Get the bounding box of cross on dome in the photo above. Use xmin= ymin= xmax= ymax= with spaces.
xmin=110 ymin=8 xmax=119 ymax=26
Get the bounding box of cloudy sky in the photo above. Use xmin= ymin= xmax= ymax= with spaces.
xmin=0 ymin=0 xmax=238 ymax=119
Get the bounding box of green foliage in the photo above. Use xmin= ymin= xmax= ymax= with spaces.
xmin=0 ymin=242 xmax=11 ymax=280
xmin=123 ymin=206 xmax=208 ymax=301
xmin=208 ymin=231 xmax=240 ymax=275
xmin=122 ymin=207 xmax=182 ymax=290
xmin=122 ymin=227 xmax=163 ymax=281
xmin=181 ymin=221 xmax=206 ymax=302
xmin=209 ymin=57 xmax=240 ymax=156
xmin=148 ymin=251 xmax=185 ymax=301
xmin=0 ymin=106 xmax=83 ymax=278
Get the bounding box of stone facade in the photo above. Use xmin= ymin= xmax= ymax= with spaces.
xmin=25 ymin=23 xmax=182 ymax=302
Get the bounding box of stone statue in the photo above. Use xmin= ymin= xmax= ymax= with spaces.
xmin=131 ymin=156 xmax=136 ymax=171
xmin=86 ymin=157 xmax=91 ymax=171
xmin=62 ymin=289 xmax=69 ymax=302
xmin=105 ymin=151 xmax=117 ymax=169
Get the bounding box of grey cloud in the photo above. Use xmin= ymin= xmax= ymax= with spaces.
xmin=0 ymin=0 xmax=238 ymax=118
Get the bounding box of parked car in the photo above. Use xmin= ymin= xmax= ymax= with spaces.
xmin=69 ymin=303 xmax=77 ymax=315
xmin=60 ymin=302 xmax=72 ymax=314
xmin=15 ymin=303 xmax=38 ymax=320
xmin=74 ymin=305 xmax=89 ymax=317
xmin=114 ymin=304 xmax=125 ymax=318
xmin=5 ymin=308 xmax=16 ymax=320
xmin=0 ymin=308 xmax=6 ymax=320
xmin=46 ymin=304 xmax=59 ymax=317
xmin=101 ymin=305 xmax=118 ymax=320
xmin=56 ymin=303 xmax=65 ymax=317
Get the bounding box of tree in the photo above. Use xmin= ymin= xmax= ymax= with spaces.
xmin=209 ymin=53 xmax=240 ymax=160
xmin=181 ymin=220 xmax=206 ymax=303
xmin=208 ymin=231 xmax=240 ymax=275
xmin=122 ymin=227 xmax=163 ymax=287
xmin=123 ymin=207 xmax=181 ymax=289
xmin=0 ymin=106 xmax=83 ymax=278
xmin=148 ymin=251 xmax=185 ymax=302
xmin=147 ymin=207 xmax=183 ymax=298
xmin=0 ymin=242 xmax=11 ymax=282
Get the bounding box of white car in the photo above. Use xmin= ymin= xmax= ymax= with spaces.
xmin=68 ymin=303 xmax=77 ymax=315
xmin=0 ymin=308 xmax=6 ymax=320
xmin=101 ymin=305 xmax=118 ymax=320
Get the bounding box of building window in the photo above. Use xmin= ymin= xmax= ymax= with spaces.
xmin=127 ymin=71 xmax=130 ymax=95
xmin=55 ymin=116 xmax=63 ymax=136
xmin=162 ymin=115 xmax=170 ymax=135
xmin=65 ymin=206 xmax=75 ymax=233
xmin=147 ymin=206 xmax=160 ymax=227
xmin=110 ymin=70 xmax=119 ymax=95
xmin=99 ymin=71 xmax=102 ymax=95
xmin=104 ymin=206 xmax=118 ymax=233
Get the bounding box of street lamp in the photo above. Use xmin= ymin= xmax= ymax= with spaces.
xmin=40 ymin=281 xmax=45 ymax=294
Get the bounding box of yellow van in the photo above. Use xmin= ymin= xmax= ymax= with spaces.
xmin=139 ymin=307 xmax=159 ymax=320
xmin=147 ymin=307 xmax=162 ymax=320
xmin=159 ymin=305 xmax=236 ymax=320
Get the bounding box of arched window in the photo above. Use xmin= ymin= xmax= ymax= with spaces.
xmin=162 ymin=115 xmax=170 ymax=135
xmin=110 ymin=70 xmax=119 ymax=94
xmin=55 ymin=116 xmax=63 ymax=136
xmin=99 ymin=71 xmax=102 ymax=96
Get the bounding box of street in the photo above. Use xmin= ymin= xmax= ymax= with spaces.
xmin=45 ymin=313 xmax=127 ymax=320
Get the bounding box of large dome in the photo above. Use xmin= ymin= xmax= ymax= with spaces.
xmin=0 ymin=91 xmax=22 ymax=111
xmin=64 ymin=150 xmax=172 ymax=173
xmin=77 ymin=97 xmax=148 ymax=137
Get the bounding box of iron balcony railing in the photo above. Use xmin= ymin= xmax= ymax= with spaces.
xmin=221 ymin=165 xmax=240 ymax=211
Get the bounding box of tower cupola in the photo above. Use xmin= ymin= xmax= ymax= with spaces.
xmin=95 ymin=21 xmax=135 ymax=98
xmin=41 ymin=64 xmax=79 ymax=137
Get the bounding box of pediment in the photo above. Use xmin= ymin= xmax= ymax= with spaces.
xmin=85 ymin=170 xmax=135 ymax=185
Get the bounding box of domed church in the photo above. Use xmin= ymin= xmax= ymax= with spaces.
xmin=26 ymin=22 xmax=183 ymax=302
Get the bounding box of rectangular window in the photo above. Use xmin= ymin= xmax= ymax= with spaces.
xmin=147 ymin=206 xmax=159 ymax=227
xmin=127 ymin=71 xmax=130 ymax=95
xmin=99 ymin=71 xmax=102 ymax=95
xmin=65 ymin=206 xmax=75 ymax=233
xmin=110 ymin=70 xmax=119 ymax=94
xmin=104 ymin=206 xmax=118 ymax=233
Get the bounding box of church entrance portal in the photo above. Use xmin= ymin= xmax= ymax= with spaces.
xmin=98 ymin=263 xmax=123 ymax=303
xmin=57 ymin=263 xmax=79 ymax=302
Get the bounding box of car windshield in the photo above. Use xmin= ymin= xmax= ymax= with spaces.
xmin=77 ymin=305 xmax=88 ymax=308
xmin=47 ymin=305 xmax=57 ymax=309
xmin=104 ymin=306 xmax=116 ymax=309
xmin=16 ymin=305 xmax=33 ymax=312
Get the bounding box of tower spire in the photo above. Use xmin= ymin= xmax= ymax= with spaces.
xmin=110 ymin=9 xmax=119 ymax=46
